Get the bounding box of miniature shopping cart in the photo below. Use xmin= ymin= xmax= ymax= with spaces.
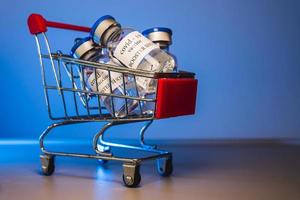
xmin=27 ymin=13 xmax=198 ymax=187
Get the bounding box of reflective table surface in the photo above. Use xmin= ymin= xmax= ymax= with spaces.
xmin=1 ymin=141 xmax=300 ymax=200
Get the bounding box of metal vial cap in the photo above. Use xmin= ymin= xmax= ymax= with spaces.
xmin=90 ymin=15 xmax=120 ymax=45
xmin=142 ymin=27 xmax=173 ymax=46
xmin=70 ymin=37 xmax=95 ymax=59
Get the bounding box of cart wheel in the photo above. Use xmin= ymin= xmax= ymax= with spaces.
xmin=40 ymin=154 xmax=55 ymax=176
xmin=122 ymin=164 xmax=141 ymax=188
xmin=156 ymin=156 xmax=173 ymax=177
xmin=97 ymin=144 xmax=110 ymax=164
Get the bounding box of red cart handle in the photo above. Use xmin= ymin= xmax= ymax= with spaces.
xmin=27 ymin=13 xmax=91 ymax=34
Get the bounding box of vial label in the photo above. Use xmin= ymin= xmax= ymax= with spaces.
xmin=114 ymin=31 xmax=159 ymax=69
xmin=87 ymin=69 xmax=124 ymax=96
xmin=135 ymin=77 xmax=154 ymax=91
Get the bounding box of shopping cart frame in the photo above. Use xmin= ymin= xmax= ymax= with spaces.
xmin=28 ymin=13 xmax=197 ymax=187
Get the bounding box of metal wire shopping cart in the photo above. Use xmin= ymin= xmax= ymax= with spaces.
xmin=27 ymin=13 xmax=198 ymax=187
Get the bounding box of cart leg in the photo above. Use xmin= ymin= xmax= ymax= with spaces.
xmin=93 ymin=122 xmax=115 ymax=158
xmin=97 ymin=123 xmax=113 ymax=164
xmin=156 ymin=153 xmax=173 ymax=177
xmin=97 ymin=143 xmax=110 ymax=164
xmin=122 ymin=163 xmax=141 ymax=187
xmin=96 ymin=120 xmax=168 ymax=155
xmin=39 ymin=120 xmax=89 ymax=175
xmin=139 ymin=120 xmax=156 ymax=149
xmin=39 ymin=121 xmax=85 ymax=154
xmin=99 ymin=120 xmax=156 ymax=150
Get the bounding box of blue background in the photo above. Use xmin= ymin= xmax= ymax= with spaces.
xmin=0 ymin=0 xmax=300 ymax=140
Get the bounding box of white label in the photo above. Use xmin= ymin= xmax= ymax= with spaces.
xmin=114 ymin=31 xmax=159 ymax=69
xmin=87 ymin=68 xmax=124 ymax=98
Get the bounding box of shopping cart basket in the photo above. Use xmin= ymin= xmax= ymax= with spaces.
xmin=27 ymin=13 xmax=198 ymax=187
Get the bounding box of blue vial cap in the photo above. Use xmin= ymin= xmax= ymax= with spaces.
xmin=142 ymin=27 xmax=173 ymax=36
xmin=90 ymin=15 xmax=116 ymax=39
xmin=70 ymin=37 xmax=92 ymax=57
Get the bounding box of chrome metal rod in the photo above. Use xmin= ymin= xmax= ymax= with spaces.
xmin=139 ymin=120 xmax=156 ymax=149
xmin=99 ymin=139 xmax=168 ymax=154
xmin=62 ymin=61 xmax=87 ymax=107
xmin=70 ymin=64 xmax=80 ymax=116
xmin=44 ymin=150 xmax=138 ymax=163
xmin=42 ymin=33 xmax=61 ymax=94
xmin=92 ymin=122 xmax=116 ymax=156
xmin=94 ymin=67 xmax=103 ymax=116
xmin=43 ymin=53 xmax=157 ymax=78
xmin=107 ymin=70 xmax=116 ymax=118
xmin=133 ymin=74 xmax=143 ymax=115
xmin=34 ymin=35 xmax=53 ymax=119
xmin=57 ymin=59 xmax=68 ymax=117
xmin=138 ymin=152 xmax=172 ymax=162
xmin=99 ymin=120 xmax=164 ymax=154
xmin=39 ymin=120 xmax=168 ymax=165
xmin=39 ymin=121 xmax=87 ymax=153
xmin=45 ymin=86 xmax=155 ymax=102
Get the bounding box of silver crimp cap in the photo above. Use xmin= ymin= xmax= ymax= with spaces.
xmin=147 ymin=31 xmax=172 ymax=46
xmin=73 ymin=39 xmax=94 ymax=59
xmin=93 ymin=18 xmax=119 ymax=45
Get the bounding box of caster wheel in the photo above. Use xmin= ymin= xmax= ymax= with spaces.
xmin=122 ymin=164 xmax=141 ymax=188
xmin=97 ymin=144 xmax=110 ymax=164
xmin=156 ymin=156 xmax=173 ymax=177
xmin=123 ymin=173 xmax=141 ymax=188
xmin=40 ymin=154 xmax=55 ymax=176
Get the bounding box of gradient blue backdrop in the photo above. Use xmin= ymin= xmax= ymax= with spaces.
xmin=0 ymin=0 xmax=300 ymax=140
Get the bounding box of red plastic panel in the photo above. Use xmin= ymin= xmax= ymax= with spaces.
xmin=155 ymin=78 xmax=198 ymax=119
